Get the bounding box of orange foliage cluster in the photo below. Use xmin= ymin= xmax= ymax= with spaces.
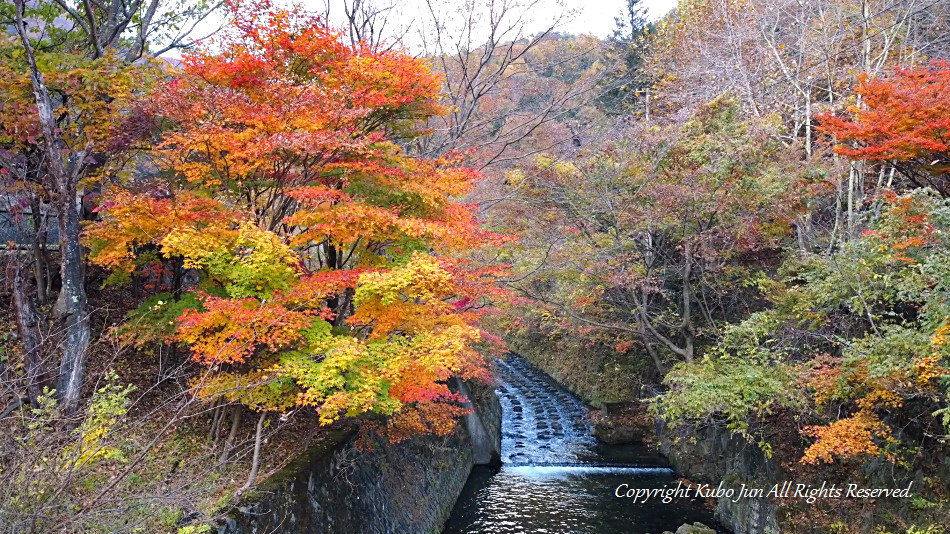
xmin=176 ymin=295 xmax=328 ymax=365
xmin=802 ymin=359 xmax=904 ymax=464
xmin=86 ymin=1 xmax=507 ymax=439
xmin=362 ymin=402 xmax=472 ymax=445
xmin=802 ymin=410 xmax=896 ymax=465
xmin=818 ymin=61 xmax=950 ymax=167
xmin=915 ymin=355 xmax=949 ymax=388
xmin=802 ymin=327 xmax=948 ymax=464
xmin=84 ymin=192 xmax=241 ymax=274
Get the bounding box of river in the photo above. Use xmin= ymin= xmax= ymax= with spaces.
xmin=442 ymin=355 xmax=725 ymax=534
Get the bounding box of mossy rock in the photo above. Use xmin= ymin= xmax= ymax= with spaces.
xmin=674 ymin=522 xmax=716 ymax=534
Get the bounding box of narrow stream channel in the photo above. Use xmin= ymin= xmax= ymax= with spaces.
xmin=442 ymin=355 xmax=724 ymax=534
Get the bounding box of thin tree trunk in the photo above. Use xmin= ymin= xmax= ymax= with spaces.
xmin=680 ymin=243 xmax=695 ymax=364
xmin=242 ymin=412 xmax=267 ymax=491
xmin=30 ymin=196 xmax=47 ymax=305
xmin=42 ymin=229 xmax=53 ymax=300
xmin=11 ymin=258 xmax=45 ymax=406
xmin=804 ymin=91 xmax=812 ymax=158
xmin=638 ymin=322 xmax=666 ymax=375
xmin=796 ymin=214 xmax=809 ymax=251
xmin=31 ymin=237 xmax=46 ymax=306
xmin=219 ymin=406 xmax=243 ymax=465
xmin=209 ymin=399 xmax=223 ymax=441
xmin=333 ymin=287 xmax=355 ymax=327
xmin=862 ymin=0 xmax=872 ymax=73
xmin=828 ymin=167 xmax=844 ymax=254
xmin=644 ymin=88 xmax=650 ymax=122
xmin=847 ymin=163 xmax=856 ymax=238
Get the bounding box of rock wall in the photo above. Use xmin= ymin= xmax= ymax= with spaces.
xmin=657 ymin=422 xmax=781 ymax=534
xmin=657 ymin=421 xmax=950 ymax=534
xmin=219 ymin=382 xmax=501 ymax=534
xmin=451 ymin=378 xmax=502 ymax=466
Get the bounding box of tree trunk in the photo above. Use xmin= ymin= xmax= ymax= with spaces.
xmin=29 ymin=195 xmax=47 ymax=305
xmin=219 ymin=406 xmax=243 ymax=465
xmin=242 ymin=412 xmax=267 ymax=491
xmin=680 ymin=243 xmax=695 ymax=364
xmin=638 ymin=322 xmax=666 ymax=375
xmin=55 ymin=195 xmax=91 ymax=416
xmin=332 ymin=287 xmax=355 ymax=327
xmin=14 ymin=0 xmax=91 ymax=417
xmin=209 ymin=399 xmax=223 ymax=442
xmin=11 ymin=258 xmax=45 ymax=406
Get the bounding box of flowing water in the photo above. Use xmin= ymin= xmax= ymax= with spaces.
xmin=442 ymin=355 xmax=724 ymax=534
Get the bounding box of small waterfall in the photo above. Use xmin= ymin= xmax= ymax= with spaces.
xmin=443 ymin=354 xmax=724 ymax=533
xmin=494 ymin=355 xmax=678 ymax=474
xmin=495 ymin=356 xmax=598 ymax=466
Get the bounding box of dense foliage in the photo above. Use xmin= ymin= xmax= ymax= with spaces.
xmin=85 ymin=2 xmax=507 ymax=436
xmin=658 ymin=190 xmax=950 ymax=464
xmin=498 ymin=97 xmax=826 ymax=373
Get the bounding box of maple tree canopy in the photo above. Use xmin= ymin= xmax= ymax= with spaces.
xmin=85 ymin=0 xmax=508 ymax=439
xmin=818 ymin=61 xmax=950 ymax=194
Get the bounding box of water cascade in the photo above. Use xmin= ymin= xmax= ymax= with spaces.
xmin=443 ymin=355 xmax=724 ymax=534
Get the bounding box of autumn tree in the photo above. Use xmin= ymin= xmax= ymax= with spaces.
xmin=496 ymin=97 xmax=824 ymax=374
xmin=0 ymin=34 xmax=152 ymax=409
xmin=818 ymin=61 xmax=950 ymax=195
xmin=86 ymin=1 xmax=507 ymax=456
xmin=597 ymin=0 xmax=653 ymax=115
